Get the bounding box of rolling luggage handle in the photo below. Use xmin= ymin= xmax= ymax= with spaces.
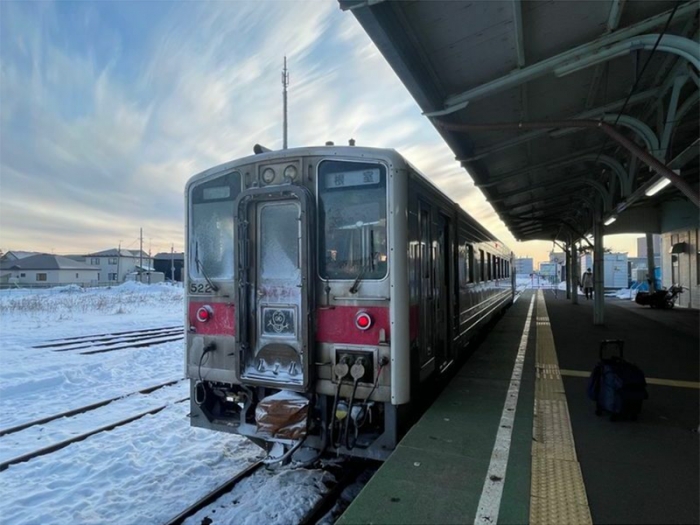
xmin=599 ymin=339 xmax=624 ymax=360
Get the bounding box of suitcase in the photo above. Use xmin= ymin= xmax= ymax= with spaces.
xmin=587 ymin=340 xmax=648 ymax=421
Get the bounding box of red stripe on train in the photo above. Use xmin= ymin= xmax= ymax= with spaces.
xmin=188 ymin=302 xmax=236 ymax=336
xmin=316 ymin=306 xmax=390 ymax=345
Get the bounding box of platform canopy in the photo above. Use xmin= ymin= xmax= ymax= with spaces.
xmin=341 ymin=0 xmax=699 ymax=242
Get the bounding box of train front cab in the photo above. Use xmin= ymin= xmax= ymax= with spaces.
xmin=185 ymin=149 xmax=409 ymax=460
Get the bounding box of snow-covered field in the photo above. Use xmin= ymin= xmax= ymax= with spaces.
xmin=0 ymin=283 xmax=328 ymax=525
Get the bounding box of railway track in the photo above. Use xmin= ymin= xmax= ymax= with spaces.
xmin=34 ymin=325 xmax=182 ymax=347
xmin=32 ymin=326 xmax=184 ymax=355
xmin=299 ymin=460 xmax=373 ymax=525
xmin=0 ymin=398 xmax=188 ymax=472
xmin=0 ymin=379 xmax=183 ymax=437
xmin=163 ymin=461 xmax=265 ymax=525
xmin=162 ymin=458 xmax=374 ymax=525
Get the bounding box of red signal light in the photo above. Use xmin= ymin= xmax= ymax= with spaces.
xmin=196 ymin=305 xmax=213 ymax=323
xmin=355 ymin=312 xmax=372 ymax=331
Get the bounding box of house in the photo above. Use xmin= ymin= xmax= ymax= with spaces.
xmin=153 ymin=252 xmax=185 ymax=282
xmin=0 ymin=250 xmax=39 ymax=262
xmin=76 ymin=249 xmax=155 ymax=283
xmin=0 ymin=254 xmax=99 ymax=287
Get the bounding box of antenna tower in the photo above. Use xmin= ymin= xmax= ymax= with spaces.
xmin=282 ymin=56 xmax=289 ymax=149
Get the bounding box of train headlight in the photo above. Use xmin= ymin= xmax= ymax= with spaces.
xmin=283 ymin=165 xmax=298 ymax=181
xmin=261 ymin=168 xmax=275 ymax=184
xmin=355 ymin=311 xmax=372 ymax=331
xmin=196 ymin=305 xmax=214 ymax=323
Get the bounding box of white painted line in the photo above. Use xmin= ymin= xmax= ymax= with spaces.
xmin=474 ymin=294 xmax=536 ymax=525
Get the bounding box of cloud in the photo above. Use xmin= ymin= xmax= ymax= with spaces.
xmin=0 ymin=0 xmax=579 ymax=265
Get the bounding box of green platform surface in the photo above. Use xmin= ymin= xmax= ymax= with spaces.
xmin=337 ymin=291 xmax=537 ymax=525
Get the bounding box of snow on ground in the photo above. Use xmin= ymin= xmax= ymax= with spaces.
xmin=0 ymin=283 xmax=292 ymax=525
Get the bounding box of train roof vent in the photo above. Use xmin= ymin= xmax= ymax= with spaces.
xmin=254 ymin=144 xmax=272 ymax=155
xmin=325 ymin=141 xmax=334 ymax=146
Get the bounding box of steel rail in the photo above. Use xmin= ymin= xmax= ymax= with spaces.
xmin=299 ymin=460 xmax=374 ymax=525
xmin=0 ymin=398 xmax=188 ymax=472
xmin=163 ymin=461 xmax=265 ymax=525
xmin=80 ymin=335 xmax=184 ymax=355
xmin=0 ymin=379 xmax=183 ymax=437
xmin=48 ymin=329 xmax=183 ymax=352
xmin=38 ymin=325 xmax=182 ymax=345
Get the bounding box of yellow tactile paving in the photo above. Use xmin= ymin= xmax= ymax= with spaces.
xmin=560 ymin=369 xmax=700 ymax=389
xmin=530 ymin=290 xmax=592 ymax=525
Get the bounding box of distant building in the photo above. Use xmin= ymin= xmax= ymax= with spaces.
xmin=637 ymin=235 xmax=661 ymax=258
xmin=0 ymin=254 xmax=99 ymax=287
xmin=660 ymin=228 xmax=699 ymax=309
xmin=549 ymin=251 xmax=567 ymax=282
xmin=0 ymin=250 xmax=39 ymax=262
xmin=579 ymin=252 xmax=629 ymax=288
xmin=154 ymin=252 xmax=185 ymax=282
xmin=514 ymin=257 xmax=533 ymax=276
xmin=69 ymin=249 xmax=155 ymax=284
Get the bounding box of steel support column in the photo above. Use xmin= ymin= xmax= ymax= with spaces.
xmin=646 ymin=233 xmax=657 ymax=293
xmin=593 ymin=220 xmax=605 ymax=325
xmin=571 ymin=239 xmax=579 ymax=305
xmin=565 ymin=242 xmax=572 ymax=299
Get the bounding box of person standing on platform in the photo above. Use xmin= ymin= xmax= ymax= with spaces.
xmin=581 ymin=268 xmax=594 ymax=300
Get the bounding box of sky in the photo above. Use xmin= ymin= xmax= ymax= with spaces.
xmin=0 ymin=0 xmax=640 ymax=265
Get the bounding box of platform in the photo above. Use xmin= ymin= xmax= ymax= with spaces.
xmin=337 ymin=289 xmax=699 ymax=525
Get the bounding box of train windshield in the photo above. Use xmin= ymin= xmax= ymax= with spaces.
xmin=189 ymin=172 xmax=241 ymax=280
xmin=318 ymin=160 xmax=387 ymax=280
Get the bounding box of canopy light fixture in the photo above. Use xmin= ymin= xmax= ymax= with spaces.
xmin=645 ymin=177 xmax=672 ymax=196
xmin=603 ymin=215 xmax=617 ymax=226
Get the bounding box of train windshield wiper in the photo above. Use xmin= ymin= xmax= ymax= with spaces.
xmin=194 ymin=242 xmax=219 ymax=292
xmin=349 ymin=266 xmax=365 ymax=294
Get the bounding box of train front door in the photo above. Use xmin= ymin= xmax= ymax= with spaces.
xmin=234 ymin=185 xmax=314 ymax=391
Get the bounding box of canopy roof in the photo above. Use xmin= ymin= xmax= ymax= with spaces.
xmin=341 ymin=0 xmax=699 ymax=242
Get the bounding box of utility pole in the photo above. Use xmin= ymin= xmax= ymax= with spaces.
xmin=282 ymin=56 xmax=289 ymax=149
xmin=139 ymin=228 xmax=143 ymax=284
xmin=117 ymin=240 xmax=122 ymax=283
xmin=170 ymin=244 xmax=175 ymax=282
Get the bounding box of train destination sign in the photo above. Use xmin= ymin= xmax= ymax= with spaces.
xmin=202 ymin=186 xmax=231 ymax=200
xmin=325 ymin=168 xmax=380 ymax=189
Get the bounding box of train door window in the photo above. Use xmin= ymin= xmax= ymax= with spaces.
xmin=458 ymin=244 xmax=466 ymax=287
xmin=420 ymin=209 xmax=430 ymax=278
xmin=189 ymin=171 xmax=241 ymax=280
xmin=479 ymin=249 xmax=485 ymax=281
xmin=318 ymin=160 xmax=387 ymax=280
xmin=487 ymin=253 xmax=492 ymax=280
xmin=468 ymin=245 xmax=474 ymax=282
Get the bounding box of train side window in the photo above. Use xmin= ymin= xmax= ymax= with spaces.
xmin=189 ymin=171 xmax=241 ymax=280
xmin=458 ymin=245 xmax=466 ymax=287
xmin=487 ymin=253 xmax=492 ymax=280
xmin=318 ymin=160 xmax=387 ymax=280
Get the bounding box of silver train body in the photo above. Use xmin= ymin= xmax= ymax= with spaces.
xmin=185 ymin=145 xmax=514 ymax=460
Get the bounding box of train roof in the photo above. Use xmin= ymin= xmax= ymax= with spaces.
xmin=187 ymin=144 xmax=511 ymax=252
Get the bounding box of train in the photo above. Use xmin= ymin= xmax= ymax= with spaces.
xmin=184 ymin=144 xmax=514 ymax=462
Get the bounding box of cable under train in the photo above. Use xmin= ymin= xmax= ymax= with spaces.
xmin=185 ymin=144 xmax=514 ymax=462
